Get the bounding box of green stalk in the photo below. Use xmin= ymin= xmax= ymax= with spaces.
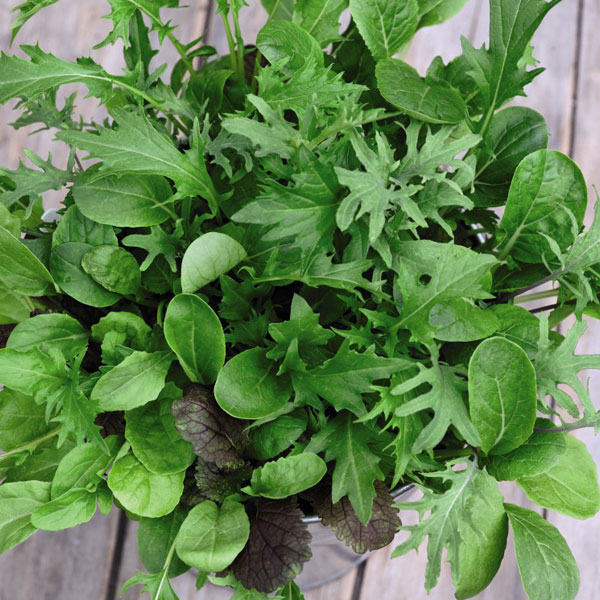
xmin=231 ymin=8 xmax=246 ymax=80
xmin=221 ymin=11 xmax=240 ymax=76
xmin=154 ymin=539 xmax=178 ymax=600
xmin=0 ymin=427 xmax=62 ymax=463
xmin=514 ymin=288 xmax=559 ymax=304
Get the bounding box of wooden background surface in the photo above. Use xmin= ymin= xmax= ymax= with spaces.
xmin=0 ymin=0 xmax=599 ymax=598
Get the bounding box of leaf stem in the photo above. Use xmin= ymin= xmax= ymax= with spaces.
xmin=0 ymin=427 xmax=62 ymax=463
xmin=514 ymin=289 xmax=559 ymax=304
xmin=535 ymin=421 xmax=599 ymax=433
xmin=221 ymin=11 xmax=240 ymax=76
xmin=154 ymin=538 xmax=177 ymax=600
xmin=231 ymin=7 xmax=246 ymax=81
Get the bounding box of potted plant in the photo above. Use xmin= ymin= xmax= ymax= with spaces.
xmin=0 ymin=0 xmax=598 ymax=598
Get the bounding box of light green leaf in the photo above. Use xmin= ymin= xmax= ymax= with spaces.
xmin=176 ymin=500 xmax=250 ymax=572
xmin=31 ymin=488 xmax=96 ymax=531
xmin=108 ymin=452 xmax=185 ymax=518
xmin=488 ymin=304 xmax=540 ymax=357
xmin=517 ymin=434 xmax=600 ymax=519
xmin=50 ymin=242 xmax=121 ymax=307
xmin=497 ymin=150 xmax=587 ymax=263
xmin=0 ymin=288 xmax=32 ymax=324
xmin=164 ymin=294 xmax=226 ymax=384
xmin=505 ymin=503 xmax=579 ymax=600
xmin=6 ymin=313 xmax=88 ymax=359
xmin=0 ymin=481 xmax=51 ymax=553
xmin=417 ymin=0 xmax=468 ymax=27
xmin=256 ymin=20 xmax=323 ymax=72
xmin=350 ymin=0 xmax=418 ymax=60
xmin=248 ymin=453 xmax=327 ymax=498
xmin=91 ymin=350 xmax=173 ymax=411
xmin=125 ymin=397 xmax=195 ymax=475
xmin=262 ymin=0 xmax=295 ymax=20
xmin=81 ymin=245 xmax=141 ymax=295
xmin=469 ymin=337 xmax=537 ymax=455
xmin=214 ymin=347 xmax=292 ymax=419
xmin=0 ymin=389 xmax=52 ymax=452
xmin=247 ymin=412 xmax=308 ymax=461
xmin=181 ymin=232 xmax=246 ymax=294
xmin=393 ymin=462 xmax=508 ymax=598
xmin=376 ymin=59 xmax=467 ymax=124
xmin=0 ymin=224 xmax=55 ymax=296
xmin=52 ymin=205 xmax=118 ymax=249
xmin=428 ymin=299 xmax=499 ymax=342
xmin=72 ymin=173 xmax=175 ymax=227
xmin=292 ymin=0 xmax=347 ymax=47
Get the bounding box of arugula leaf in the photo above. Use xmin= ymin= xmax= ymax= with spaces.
xmin=123 ymin=225 xmax=181 ymax=272
xmin=176 ymin=500 xmax=250 ymax=572
xmin=393 ymin=348 xmax=481 ymax=452
xmin=306 ymin=412 xmax=384 ymax=524
xmin=0 ymin=389 xmax=51 ymax=452
xmin=232 ymin=498 xmax=312 ymax=593
xmin=505 ymin=503 xmax=579 ymax=600
xmin=394 ymin=462 xmax=508 ymax=598
xmin=313 ymin=480 xmax=401 ymax=553
xmin=468 ymin=337 xmax=537 ymax=455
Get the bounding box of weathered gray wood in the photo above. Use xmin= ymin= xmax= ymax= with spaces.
xmin=0 ymin=511 xmax=121 ymax=600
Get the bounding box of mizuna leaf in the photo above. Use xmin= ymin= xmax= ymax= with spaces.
xmin=505 ymin=503 xmax=579 ymax=600
xmin=9 ymin=0 xmax=62 ymax=43
xmin=57 ymin=110 xmax=219 ymax=208
xmin=313 ymin=481 xmax=401 ymax=553
xmin=468 ymin=337 xmax=537 ymax=455
xmin=350 ymin=0 xmax=419 ymax=60
xmin=393 ymin=462 xmax=508 ymax=599
xmin=170 ymin=385 xmax=248 ymax=470
xmin=232 ymin=498 xmax=312 ymax=593
xmin=175 ymin=500 xmax=250 ymax=572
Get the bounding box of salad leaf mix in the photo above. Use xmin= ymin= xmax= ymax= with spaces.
xmin=0 ymin=0 xmax=599 ymax=598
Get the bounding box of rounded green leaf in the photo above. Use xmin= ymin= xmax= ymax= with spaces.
xmin=7 ymin=313 xmax=88 ymax=359
xmin=181 ymin=232 xmax=246 ymax=294
xmin=107 ymin=453 xmax=185 ymax=518
xmin=497 ymin=149 xmax=587 ymax=263
xmin=429 ymin=299 xmax=499 ymax=342
xmin=468 ymin=337 xmax=537 ymax=455
xmin=0 ymin=389 xmax=51 ymax=452
xmin=73 ymin=173 xmax=175 ymax=227
xmin=517 ymin=434 xmax=600 ymax=519
xmin=0 ymin=224 xmax=55 ymax=296
xmin=125 ymin=399 xmax=195 ymax=475
xmin=214 ymin=347 xmax=292 ymax=419
xmin=249 ymin=453 xmax=327 ymax=499
xmin=256 ymin=20 xmax=323 ymax=71
xmin=31 ymin=488 xmax=96 ymax=531
xmin=52 ymin=205 xmax=118 ymax=249
xmin=164 ymin=294 xmax=226 ymax=384
xmin=50 ymin=242 xmax=120 ymax=307
xmin=175 ymin=500 xmax=250 ymax=572
xmin=81 ymin=245 xmax=141 ymax=295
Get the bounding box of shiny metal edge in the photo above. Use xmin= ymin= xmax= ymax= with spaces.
xmin=301 ymin=483 xmax=414 ymax=524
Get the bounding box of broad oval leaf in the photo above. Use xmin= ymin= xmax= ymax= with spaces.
xmin=164 ymin=294 xmax=226 ymax=384
xmin=468 ymin=337 xmax=537 ymax=455
xmin=247 ymin=411 xmax=308 ymax=461
xmin=0 ymin=224 xmax=55 ymax=296
xmin=248 ymin=453 xmax=327 ymax=499
xmin=517 ymin=434 xmax=600 ymax=519
xmin=52 ymin=204 xmax=118 ymax=249
xmin=0 ymin=389 xmax=52 ymax=452
xmin=376 ymin=59 xmax=467 ymax=124
xmin=292 ymin=0 xmax=348 ymax=47
xmin=181 ymin=232 xmax=246 ymax=294
xmin=429 ymin=299 xmax=499 ymax=342
xmin=505 ymin=503 xmax=579 ymax=600
xmin=0 ymin=481 xmax=51 ymax=553
xmin=7 ymin=313 xmax=88 ymax=359
xmin=350 ymin=0 xmax=418 ymax=60
xmin=126 ymin=398 xmax=195 ymax=475
xmin=175 ymin=500 xmax=250 ymax=572
xmin=214 ymin=347 xmax=292 ymax=419
xmin=50 ymin=242 xmax=120 ymax=307
xmin=497 ymin=149 xmax=587 ymax=263
xmin=31 ymin=488 xmax=96 ymax=531
xmin=73 ymin=173 xmax=175 ymax=227
xmin=107 ymin=452 xmax=185 ymax=518
xmin=91 ymin=350 xmax=173 ymax=411
xmin=81 ymin=245 xmax=141 ymax=295
xmin=256 ymin=20 xmax=323 ymax=72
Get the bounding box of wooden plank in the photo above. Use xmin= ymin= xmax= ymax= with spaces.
xmin=0 ymin=511 xmax=121 ymax=600
xmin=544 ymin=2 xmax=600 ymax=599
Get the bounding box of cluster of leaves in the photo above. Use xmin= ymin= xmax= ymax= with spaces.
xmin=1 ymin=0 xmax=600 ymax=599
